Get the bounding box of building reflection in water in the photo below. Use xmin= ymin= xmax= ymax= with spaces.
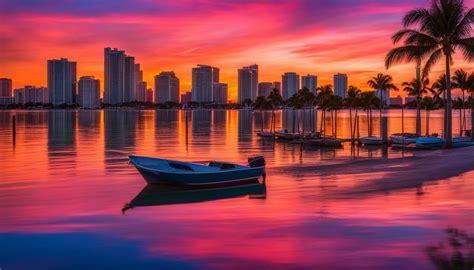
xmin=47 ymin=110 xmax=77 ymax=173
xmin=238 ymin=109 xmax=253 ymax=142
xmin=192 ymin=109 xmax=212 ymax=138
xmin=104 ymin=110 xmax=138 ymax=173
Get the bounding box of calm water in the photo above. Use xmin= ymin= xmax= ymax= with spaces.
xmin=0 ymin=109 xmax=472 ymax=270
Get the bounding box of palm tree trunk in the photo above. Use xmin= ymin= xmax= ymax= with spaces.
xmin=445 ymin=54 xmax=453 ymax=148
xmin=334 ymin=109 xmax=338 ymax=139
xmin=416 ymin=98 xmax=421 ymax=136
xmin=471 ymin=92 xmax=474 ymax=141
xmin=261 ymin=109 xmax=264 ymax=131
xmin=349 ymin=106 xmax=353 ymax=141
xmin=462 ymin=90 xmax=465 ymax=135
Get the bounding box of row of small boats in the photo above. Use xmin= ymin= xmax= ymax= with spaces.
xmin=257 ymin=130 xmax=342 ymax=147
xmin=359 ymin=133 xmax=473 ymax=149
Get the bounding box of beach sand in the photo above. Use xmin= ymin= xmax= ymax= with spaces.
xmin=273 ymin=146 xmax=474 ymax=197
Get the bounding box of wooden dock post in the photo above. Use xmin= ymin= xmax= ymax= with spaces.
xmin=185 ymin=111 xmax=189 ymax=144
xmin=12 ymin=115 xmax=16 ymax=145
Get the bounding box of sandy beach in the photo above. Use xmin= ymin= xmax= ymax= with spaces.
xmin=274 ymin=146 xmax=474 ymax=197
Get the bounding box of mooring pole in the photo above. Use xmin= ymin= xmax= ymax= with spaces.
xmin=12 ymin=115 xmax=16 ymax=145
xmin=185 ymin=110 xmax=189 ymax=145
xmin=381 ymin=116 xmax=388 ymax=144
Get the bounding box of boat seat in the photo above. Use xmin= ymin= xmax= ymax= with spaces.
xmin=168 ymin=162 xmax=193 ymax=171
xmin=208 ymin=161 xmax=236 ymax=170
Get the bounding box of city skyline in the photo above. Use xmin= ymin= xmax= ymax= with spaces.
xmin=2 ymin=0 xmax=473 ymax=101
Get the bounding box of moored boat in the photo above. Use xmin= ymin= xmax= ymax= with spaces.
xmin=274 ymin=130 xmax=301 ymax=140
xmin=129 ymin=155 xmax=265 ymax=186
xmin=415 ymin=137 xmax=445 ymax=149
xmin=359 ymin=136 xmax=384 ymax=145
xmin=389 ymin=133 xmax=419 ymax=145
xmin=256 ymin=131 xmax=274 ymax=138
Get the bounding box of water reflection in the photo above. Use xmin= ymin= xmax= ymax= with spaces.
xmin=426 ymin=228 xmax=474 ymax=270
xmin=104 ymin=110 xmax=138 ymax=172
xmin=123 ymin=180 xmax=266 ymax=212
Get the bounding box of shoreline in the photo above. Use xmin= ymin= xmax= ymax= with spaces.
xmin=274 ymin=146 xmax=474 ymax=197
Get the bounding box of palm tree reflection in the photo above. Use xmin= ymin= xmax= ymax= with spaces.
xmin=426 ymin=228 xmax=474 ymax=270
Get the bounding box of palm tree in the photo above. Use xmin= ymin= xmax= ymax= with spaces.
xmin=253 ymin=96 xmax=269 ymax=131
xmin=267 ymin=88 xmax=283 ymax=134
xmin=316 ymin=85 xmax=333 ymax=135
xmin=360 ymin=91 xmax=381 ymax=136
xmin=367 ymin=73 xmax=398 ymax=109
xmin=402 ymin=76 xmax=430 ymax=135
xmin=432 ymin=74 xmax=450 ymax=136
xmin=420 ymin=96 xmax=439 ymax=135
xmin=385 ymin=0 xmax=474 ymax=147
xmin=344 ymin=86 xmax=362 ymax=141
xmin=452 ymin=69 xmax=470 ymax=135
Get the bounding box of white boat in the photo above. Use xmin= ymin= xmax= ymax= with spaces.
xmin=359 ymin=136 xmax=384 ymax=145
xmin=274 ymin=130 xmax=301 ymax=140
xmin=415 ymin=137 xmax=445 ymax=149
xmin=390 ymin=133 xmax=419 ymax=145
xmin=129 ymin=155 xmax=266 ymax=186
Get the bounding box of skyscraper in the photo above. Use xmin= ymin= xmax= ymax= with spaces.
xmin=238 ymin=64 xmax=258 ymax=103
xmin=213 ymin=83 xmax=228 ymax=104
xmin=104 ymin=47 xmax=136 ymax=105
xmin=302 ymin=74 xmax=317 ymax=93
xmin=334 ymin=73 xmax=348 ymax=98
xmin=47 ymin=58 xmax=76 ymax=105
xmin=136 ymin=81 xmax=147 ymax=102
xmin=258 ymin=82 xmax=273 ymax=97
xmin=146 ymin=88 xmax=153 ymax=103
xmin=282 ymin=72 xmax=299 ymax=100
xmin=124 ymin=56 xmax=136 ymax=102
xmin=192 ymin=65 xmax=218 ymax=103
xmin=155 ymin=71 xmax=180 ymax=103
xmin=273 ymin=81 xmax=281 ymax=93
xmin=78 ymin=76 xmax=100 ymax=108
xmin=0 ymin=78 xmax=12 ymax=97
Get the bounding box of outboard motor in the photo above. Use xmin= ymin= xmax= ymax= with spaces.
xmin=248 ymin=156 xmax=265 ymax=168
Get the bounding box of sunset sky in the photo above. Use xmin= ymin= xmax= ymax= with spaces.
xmin=1 ymin=0 xmax=473 ymax=101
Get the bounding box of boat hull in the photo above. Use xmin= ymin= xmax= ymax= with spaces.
xmin=133 ymin=164 xmax=264 ymax=187
xmin=390 ymin=136 xmax=417 ymax=145
xmin=360 ymin=136 xmax=384 ymax=145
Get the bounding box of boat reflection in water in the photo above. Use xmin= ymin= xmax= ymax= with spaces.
xmin=122 ymin=179 xmax=266 ymax=213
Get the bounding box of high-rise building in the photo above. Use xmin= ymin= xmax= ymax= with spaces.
xmin=124 ymin=56 xmax=136 ymax=102
xmin=302 ymin=74 xmax=317 ymax=93
xmin=0 ymin=78 xmax=12 ymax=97
xmin=14 ymin=86 xmax=48 ymax=104
xmin=213 ymin=83 xmax=228 ymax=104
xmin=192 ymin=65 xmax=218 ymax=103
xmin=258 ymin=82 xmax=273 ymax=97
xmin=282 ymin=72 xmax=299 ymax=100
xmin=47 ymin=58 xmax=77 ymax=105
xmin=104 ymin=47 xmax=136 ymax=104
xmin=78 ymin=76 xmax=100 ymax=108
xmin=333 ymin=73 xmax=348 ymax=98
xmin=146 ymin=88 xmax=153 ymax=103
xmin=273 ymin=81 xmax=281 ymax=92
xmin=155 ymin=71 xmax=179 ymax=103
xmin=389 ymin=96 xmax=403 ymax=106
xmin=181 ymin=91 xmax=192 ymax=104
xmin=375 ymin=89 xmax=391 ymax=107
xmin=238 ymin=64 xmax=258 ymax=103
xmin=136 ymin=81 xmax=147 ymax=102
